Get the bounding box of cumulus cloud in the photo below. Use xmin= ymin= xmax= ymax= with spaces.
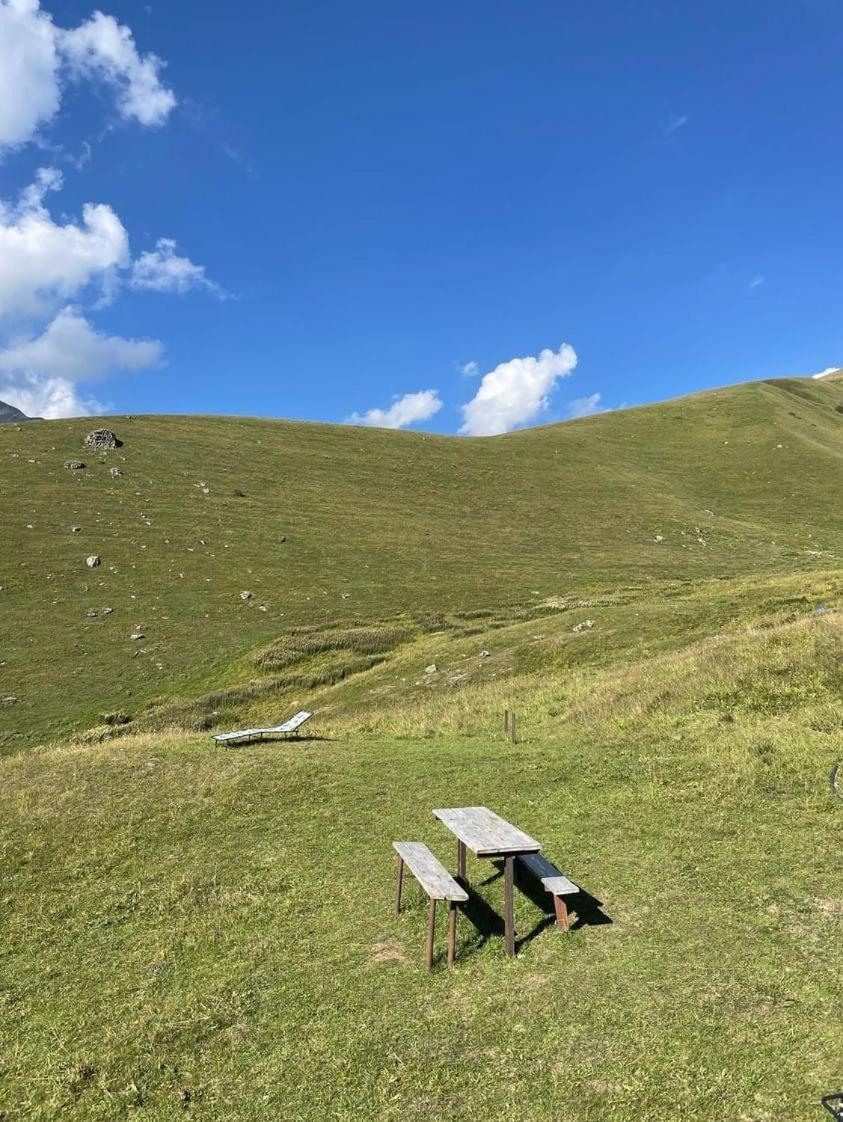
xmin=459 ymin=360 xmax=478 ymax=376
xmin=0 ymin=307 xmax=162 ymax=417
xmin=0 ymin=0 xmax=175 ymax=153
xmin=566 ymin=392 xmax=605 ymax=419
xmin=131 ymin=238 xmax=225 ymax=297
xmin=0 ymin=170 xmax=129 ymax=318
xmin=346 ymin=389 xmax=443 ymax=429
xmin=0 ymin=0 xmax=60 ymax=150
xmin=60 ymin=10 xmax=176 ymax=128
xmin=459 ymin=343 xmax=578 ymax=436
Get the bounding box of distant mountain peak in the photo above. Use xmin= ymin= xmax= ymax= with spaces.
xmin=0 ymin=399 xmax=33 ymax=424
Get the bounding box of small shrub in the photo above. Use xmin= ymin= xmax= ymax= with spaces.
xmin=101 ymin=710 xmax=132 ymax=726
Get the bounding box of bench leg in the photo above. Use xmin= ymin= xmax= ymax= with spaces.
xmin=504 ymin=856 xmax=515 ymax=957
xmin=457 ymin=839 xmax=466 ymax=880
xmin=395 ymin=856 xmax=404 ymax=914
xmin=426 ymin=898 xmax=436 ymax=972
xmin=553 ymin=895 xmax=570 ymax=932
xmin=447 ymin=900 xmax=458 ymax=966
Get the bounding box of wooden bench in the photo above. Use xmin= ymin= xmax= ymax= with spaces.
xmin=516 ymin=852 xmax=579 ymax=931
xmin=393 ymin=842 xmax=468 ymax=971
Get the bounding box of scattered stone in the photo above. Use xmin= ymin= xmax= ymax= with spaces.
xmin=654 ymin=534 xmax=664 ymax=542
xmin=86 ymin=610 xmax=98 ymax=618
xmin=280 ymin=535 xmax=287 ymax=543
xmin=479 ymin=649 xmax=491 ymax=658
xmin=240 ymin=591 xmax=253 ymax=601
xmin=234 ymin=488 xmax=245 ymax=497
xmin=572 ymin=619 xmax=595 ymax=633
xmin=259 ymin=604 xmax=268 ymax=612
xmin=131 ymin=632 xmax=145 ymax=641
xmin=110 ymin=467 xmax=123 ymax=478
xmin=341 ymin=591 xmax=351 ymax=599
xmin=816 ymin=604 xmax=828 ymax=615
xmin=65 ymin=460 xmax=85 ymax=471
xmin=102 ymin=607 xmax=113 ymax=615
xmin=425 ymin=664 xmax=437 ymax=674
xmin=71 ymin=525 xmax=81 ymax=532
xmin=195 ymin=482 xmax=210 ymax=494
xmin=86 ymin=555 xmax=101 ymax=568
xmin=84 ymin=428 xmax=121 ymax=450
xmin=1 ymin=696 xmax=18 ymax=707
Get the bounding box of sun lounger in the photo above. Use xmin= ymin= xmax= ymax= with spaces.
xmin=212 ymin=710 xmax=312 ymax=746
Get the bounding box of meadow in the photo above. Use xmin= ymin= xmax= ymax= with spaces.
xmin=0 ymin=375 xmax=841 ymax=1119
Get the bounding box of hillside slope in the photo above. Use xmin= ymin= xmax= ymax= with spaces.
xmin=1 ymin=375 xmax=841 ymax=746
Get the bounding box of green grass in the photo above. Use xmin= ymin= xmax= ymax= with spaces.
xmin=1 ymin=610 xmax=840 ymax=1120
xmin=1 ymin=376 xmax=841 ymax=1118
xmin=1 ymin=373 xmax=842 ymax=746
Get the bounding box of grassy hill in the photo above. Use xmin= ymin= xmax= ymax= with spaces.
xmin=1 ymin=374 xmax=842 ymax=1119
xmin=1 ymin=373 xmax=841 ymax=748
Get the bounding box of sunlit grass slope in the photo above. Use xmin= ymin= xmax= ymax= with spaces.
xmin=0 ymin=609 xmax=840 ymax=1120
xmin=1 ymin=374 xmax=841 ymax=747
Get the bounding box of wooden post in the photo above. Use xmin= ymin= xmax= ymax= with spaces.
xmin=426 ymin=898 xmax=437 ymax=972
xmin=457 ymin=839 xmax=466 ymax=880
xmin=395 ymin=855 xmax=404 ymax=914
xmin=504 ymin=708 xmax=510 ymax=737
xmin=447 ymin=901 xmax=458 ymax=966
xmin=510 ymin=711 xmax=517 ymax=745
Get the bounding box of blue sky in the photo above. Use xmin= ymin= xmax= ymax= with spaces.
xmin=1 ymin=1 xmax=843 ymax=432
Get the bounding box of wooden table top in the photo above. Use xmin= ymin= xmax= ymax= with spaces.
xmin=433 ymin=806 xmax=541 ymax=857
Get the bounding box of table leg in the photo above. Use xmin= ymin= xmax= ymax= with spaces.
xmin=504 ymin=856 xmax=515 ymax=956
xmin=457 ymin=839 xmax=466 ymax=880
xmin=395 ymin=855 xmax=404 ymax=914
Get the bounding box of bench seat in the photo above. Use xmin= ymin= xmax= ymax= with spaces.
xmin=393 ymin=842 xmax=466 ymax=970
xmin=516 ymin=851 xmax=579 ymax=931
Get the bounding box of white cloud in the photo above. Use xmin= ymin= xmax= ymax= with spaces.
xmin=749 ymin=275 xmax=765 ymax=289
xmin=0 ymin=1 xmax=175 ymax=154
xmin=566 ymin=392 xmax=605 ymax=419
xmin=0 ymin=307 xmax=162 ymax=417
xmin=812 ymin=367 xmax=840 ymax=379
xmin=0 ymin=170 xmax=129 ymax=318
xmin=664 ymin=113 xmax=688 ymax=137
xmin=459 ymin=360 xmax=478 ymax=376
xmin=459 ymin=343 xmax=578 ymax=436
xmin=0 ymin=371 xmax=104 ymax=418
xmin=131 ymin=238 xmax=225 ymax=297
xmin=346 ymin=389 xmax=443 ymax=429
xmin=0 ymin=0 xmax=60 ymax=150
xmin=60 ymin=11 xmax=176 ymax=128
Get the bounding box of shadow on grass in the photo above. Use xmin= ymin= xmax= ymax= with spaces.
xmin=457 ymin=859 xmax=613 ymax=956
xmin=220 ymin=734 xmax=337 ymax=750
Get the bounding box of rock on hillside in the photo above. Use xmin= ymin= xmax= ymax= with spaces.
xmin=0 ymin=399 xmax=36 ymax=424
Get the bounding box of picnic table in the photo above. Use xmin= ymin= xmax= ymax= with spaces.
xmin=433 ymin=806 xmax=541 ymax=957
